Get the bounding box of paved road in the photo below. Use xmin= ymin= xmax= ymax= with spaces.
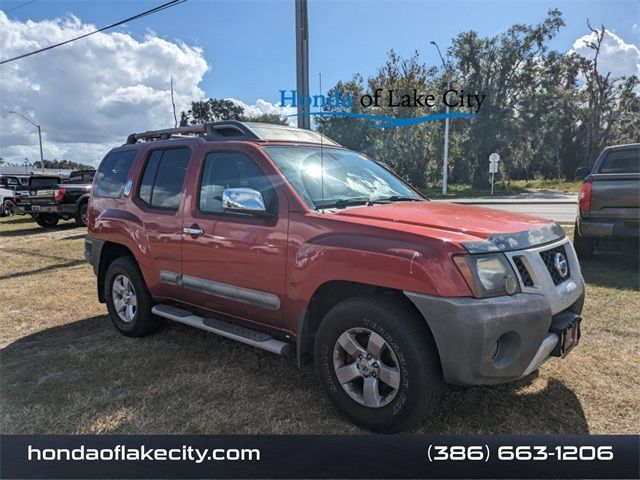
xmin=455 ymin=202 xmax=578 ymax=223
xmin=433 ymin=193 xmax=579 ymax=223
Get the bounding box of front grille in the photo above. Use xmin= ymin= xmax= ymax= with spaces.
xmin=539 ymin=245 xmax=570 ymax=285
xmin=513 ymin=256 xmax=534 ymax=287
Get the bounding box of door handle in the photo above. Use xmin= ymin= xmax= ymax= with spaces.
xmin=183 ymin=225 xmax=204 ymax=237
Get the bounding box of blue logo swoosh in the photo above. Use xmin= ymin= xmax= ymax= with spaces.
xmin=285 ymin=111 xmax=481 ymax=128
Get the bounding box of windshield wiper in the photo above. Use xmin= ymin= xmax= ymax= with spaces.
xmin=315 ymin=198 xmax=371 ymax=210
xmin=371 ymin=195 xmax=423 ymax=203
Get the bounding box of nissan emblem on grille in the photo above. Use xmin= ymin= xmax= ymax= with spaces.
xmin=554 ymin=252 xmax=568 ymax=278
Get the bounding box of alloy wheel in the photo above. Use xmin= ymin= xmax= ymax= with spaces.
xmin=112 ymin=274 xmax=137 ymax=323
xmin=333 ymin=327 xmax=401 ymax=408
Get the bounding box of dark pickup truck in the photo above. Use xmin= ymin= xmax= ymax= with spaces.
xmin=13 ymin=171 xmax=94 ymax=228
xmin=574 ymin=143 xmax=640 ymax=257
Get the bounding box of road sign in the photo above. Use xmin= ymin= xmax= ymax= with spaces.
xmin=489 ymin=153 xmax=500 ymax=195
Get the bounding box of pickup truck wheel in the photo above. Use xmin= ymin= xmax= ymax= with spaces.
xmin=76 ymin=202 xmax=88 ymax=227
xmin=34 ymin=213 xmax=59 ymax=228
xmin=105 ymin=257 xmax=159 ymax=337
xmin=315 ymin=295 xmax=442 ymax=433
xmin=573 ymin=220 xmax=594 ymax=258
xmin=1 ymin=199 xmax=14 ymax=217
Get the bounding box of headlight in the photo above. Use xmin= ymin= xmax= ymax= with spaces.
xmin=453 ymin=253 xmax=520 ymax=298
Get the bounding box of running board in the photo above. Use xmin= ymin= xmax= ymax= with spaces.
xmin=152 ymin=304 xmax=291 ymax=356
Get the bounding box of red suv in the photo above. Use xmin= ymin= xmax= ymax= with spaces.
xmin=86 ymin=121 xmax=585 ymax=432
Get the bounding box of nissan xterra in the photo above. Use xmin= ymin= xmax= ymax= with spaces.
xmin=85 ymin=121 xmax=585 ymax=432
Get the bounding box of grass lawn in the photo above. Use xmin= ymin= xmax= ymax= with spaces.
xmin=425 ymin=179 xmax=583 ymax=198
xmin=0 ymin=214 xmax=638 ymax=434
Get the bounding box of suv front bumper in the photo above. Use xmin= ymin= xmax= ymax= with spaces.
xmin=404 ymin=290 xmax=584 ymax=386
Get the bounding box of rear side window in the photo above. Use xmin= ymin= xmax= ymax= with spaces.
xmin=94 ymin=151 xmax=136 ymax=198
xmin=138 ymin=148 xmax=190 ymax=210
xmin=599 ymin=149 xmax=640 ymax=174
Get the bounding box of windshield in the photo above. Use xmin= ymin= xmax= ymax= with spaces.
xmin=263 ymin=146 xmax=423 ymax=209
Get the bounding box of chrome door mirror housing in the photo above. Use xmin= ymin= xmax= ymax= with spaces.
xmin=222 ymin=188 xmax=267 ymax=214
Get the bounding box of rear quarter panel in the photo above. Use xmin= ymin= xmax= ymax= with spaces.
xmin=89 ymin=141 xmax=201 ymax=301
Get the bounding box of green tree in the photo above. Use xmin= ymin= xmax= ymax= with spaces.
xmin=180 ymin=98 xmax=287 ymax=126
xmin=248 ymin=113 xmax=289 ymax=125
xmin=450 ymin=9 xmax=566 ymax=185
xmin=576 ymin=23 xmax=640 ymax=165
xmin=318 ymin=52 xmax=439 ymax=188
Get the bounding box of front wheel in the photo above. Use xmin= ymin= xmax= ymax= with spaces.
xmin=34 ymin=213 xmax=59 ymax=228
xmin=315 ymin=295 xmax=443 ymax=433
xmin=1 ymin=199 xmax=14 ymax=217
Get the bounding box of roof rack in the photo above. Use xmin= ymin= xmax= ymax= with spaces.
xmin=126 ymin=120 xmax=340 ymax=146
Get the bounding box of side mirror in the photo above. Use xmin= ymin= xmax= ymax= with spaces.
xmin=575 ymin=167 xmax=591 ymax=180
xmin=222 ymin=188 xmax=267 ymax=215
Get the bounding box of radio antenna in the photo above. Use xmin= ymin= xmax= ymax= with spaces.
xmin=319 ymin=72 xmax=324 ymax=210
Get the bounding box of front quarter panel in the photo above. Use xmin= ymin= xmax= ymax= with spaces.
xmin=285 ymin=212 xmax=471 ymax=331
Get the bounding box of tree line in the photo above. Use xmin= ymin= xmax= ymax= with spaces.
xmin=180 ymin=10 xmax=638 ymax=189
xmin=0 ymin=158 xmax=94 ymax=170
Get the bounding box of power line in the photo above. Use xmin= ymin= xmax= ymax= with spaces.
xmin=4 ymin=0 xmax=38 ymax=14
xmin=0 ymin=0 xmax=187 ymax=65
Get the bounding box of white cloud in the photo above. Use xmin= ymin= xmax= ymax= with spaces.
xmin=226 ymin=97 xmax=297 ymax=125
xmin=0 ymin=11 xmax=209 ymax=166
xmin=571 ymin=29 xmax=640 ymax=78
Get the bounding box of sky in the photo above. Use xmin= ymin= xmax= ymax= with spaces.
xmin=1 ymin=0 xmax=639 ymax=166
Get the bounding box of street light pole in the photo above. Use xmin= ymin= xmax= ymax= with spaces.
xmin=431 ymin=41 xmax=450 ymax=196
xmin=36 ymin=124 xmax=43 ymax=164
xmin=8 ymin=111 xmax=44 ymax=163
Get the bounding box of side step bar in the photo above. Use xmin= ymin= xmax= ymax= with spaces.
xmin=152 ymin=304 xmax=291 ymax=356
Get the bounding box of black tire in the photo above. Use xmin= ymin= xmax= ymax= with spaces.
xmin=104 ymin=257 xmax=160 ymax=337
xmin=315 ymin=294 xmax=443 ymax=433
xmin=34 ymin=213 xmax=59 ymax=228
xmin=1 ymin=199 xmax=14 ymax=217
xmin=76 ymin=201 xmax=88 ymax=227
xmin=573 ymin=220 xmax=594 ymax=259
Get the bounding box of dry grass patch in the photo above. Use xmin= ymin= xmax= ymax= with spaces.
xmin=0 ymin=216 xmax=638 ymax=434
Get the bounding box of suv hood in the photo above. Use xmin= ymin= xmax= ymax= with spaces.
xmin=331 ymin=200 xmax=564 ymax=253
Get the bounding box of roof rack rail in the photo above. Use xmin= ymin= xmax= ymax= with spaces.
xmin=126 ymin=121 xmax=261 ymax=144
xmin=126 ymin=120 xmax=340 ymax=146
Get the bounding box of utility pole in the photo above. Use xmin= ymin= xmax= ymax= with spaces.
xmin=431 ymin=41 xmax=450 ymax=196
xmin=295 ymin=0 xmax=310 ymax=129
xmin=9 ymin=111 xmax=44 ymax=163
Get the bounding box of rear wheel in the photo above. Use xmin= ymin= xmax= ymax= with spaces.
xmin=76 ymin=202 xmax=88 ymax=227
xmin=1 ymin=199 xmax=14 ymax=217
xmin=315 ymin=294 xmax=443 ymax=433
xmin=573 ymin=220 xmax=595 ymax=258
xmin=104 ymin=257 xmax=160 ymax=337
xmin=34 ymin=213 xmax=59 ymax=228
